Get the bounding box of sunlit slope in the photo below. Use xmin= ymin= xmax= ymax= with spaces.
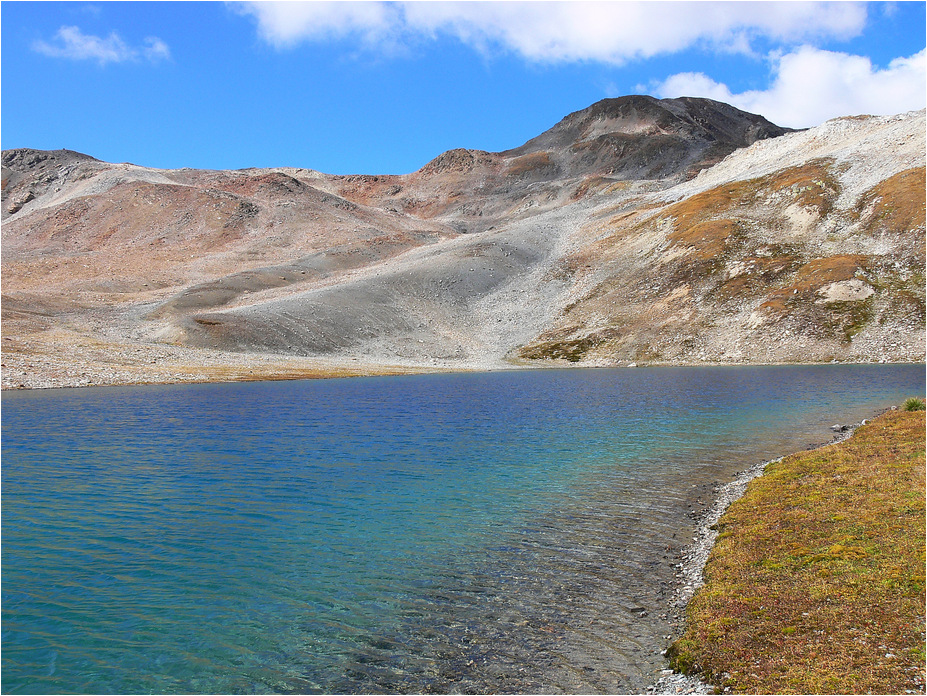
xmin=520 ymin=111 xmax=925 ymax=365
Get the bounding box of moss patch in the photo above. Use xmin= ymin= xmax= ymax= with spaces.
xmin=669 ymin=408 xmax=926 ymax=695
xmin=827 ymin=297 xmax=876 ymax=343
xmin=517 ymin=327 xmax=622 ymax=362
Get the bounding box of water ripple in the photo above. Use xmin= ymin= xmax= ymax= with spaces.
xmin=2 ymin=365 xmax=922 ymax=694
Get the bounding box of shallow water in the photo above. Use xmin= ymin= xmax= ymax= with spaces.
xmin=2 ymin=364 xmax=923 ymax=694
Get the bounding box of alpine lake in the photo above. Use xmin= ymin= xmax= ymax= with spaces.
xmin=2 ymin=364 xmax=923 ymax=694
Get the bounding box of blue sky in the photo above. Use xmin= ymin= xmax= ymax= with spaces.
xmin=2 ymin=1 xmax=924 ymax=175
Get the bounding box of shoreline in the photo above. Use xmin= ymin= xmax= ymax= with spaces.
xmin=2 ymin=349 xmax=923 ymax=392
xmin=648 ymin=417 xmax=877 ymax=695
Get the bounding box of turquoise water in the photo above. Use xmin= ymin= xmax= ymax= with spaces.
xmin=2 ymin=365 xmax=923 ymax=694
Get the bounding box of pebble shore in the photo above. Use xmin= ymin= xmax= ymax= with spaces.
xmin=646 ymin=421 xmax=868 ymax=694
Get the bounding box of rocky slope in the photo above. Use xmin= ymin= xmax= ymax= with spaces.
xmin=1 ymin=96 xmax=923 ymax=388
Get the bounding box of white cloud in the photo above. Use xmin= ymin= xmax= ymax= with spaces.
xmin=650 ymin=46 xmax=927 ymax=127
xmin=32 ymin=25 xmax=171 ymax=65
xmin=233 ymin=1 xmax=868 ymax=63
xmin=232 ymin=1 xmax=402 ymax=48
xmin=143 ymin=37 xmax=172 ymax=62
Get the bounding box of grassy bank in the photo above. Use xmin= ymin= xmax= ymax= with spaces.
xmin=669 ymin=404 xmax=926 ymax=694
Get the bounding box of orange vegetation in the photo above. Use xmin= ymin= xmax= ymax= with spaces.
xmin=670 ymin=407 xmax=926 ymax=694
xmin=762 ymin=159 xmax=841 ymax=216
xmin=505 ymin=151 xmax=555 ymax=177
xmin=668 ymin=219 xmax=740 ymax=260
xmin=857 ymin=166 xmax=926 ymax=236
xmin=760 ymin=255 xmax=871 ymax=314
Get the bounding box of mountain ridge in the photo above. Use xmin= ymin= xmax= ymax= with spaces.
xmin=1 ymin=97 xmax=923 ymax=389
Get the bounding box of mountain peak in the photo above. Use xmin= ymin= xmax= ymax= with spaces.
xmin=1 ymin=148 xmax=100 ymax=170
xmin=553 ymin=94 xmax=790 ymax=140
xmin=503 ymin=95 xmax=794 ymax=182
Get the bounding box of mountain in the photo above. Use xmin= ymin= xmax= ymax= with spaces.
xmin=1 ymin=97 xmax=923 ymax=388
xmin=328 ymin=95 xmax=793 ymax=234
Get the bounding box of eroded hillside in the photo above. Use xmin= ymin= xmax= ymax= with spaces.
xmin=1 ymin=97 xmax=923 ymax=388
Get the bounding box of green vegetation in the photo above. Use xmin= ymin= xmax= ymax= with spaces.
xmin=824 ymin=297 xmax=875 ymax=344
xmin=517 ymin=327 xmax=623 ymax=362
xmin=903 ymin=397 xmax=925 ymax=412
xmin=669 ymin=407 xmax=926 ymax=694
xmin=519 ymin=336 xmax=601 ymax=362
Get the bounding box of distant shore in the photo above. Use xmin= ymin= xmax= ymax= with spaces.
xmin=2 ymin=333 xmax=923 ymax=392
xmin=0 ymin=335 xmax=438 ymax=391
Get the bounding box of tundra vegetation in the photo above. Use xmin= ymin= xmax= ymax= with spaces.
xmin=669 ymin=403 xmax=926 ymax=694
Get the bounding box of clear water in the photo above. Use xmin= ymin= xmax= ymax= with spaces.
xmin=2 ymin=365 xmax=923 ymax=694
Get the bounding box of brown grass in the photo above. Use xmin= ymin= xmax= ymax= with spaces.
xmin=789 ymin=255 xmax=871 ymax=290
xmin=718 ymin=255 xmax=800 ymax=301
xmin=763 ymin=160 xmax=842 ymax=216
xmin=669 ymin=406 xmax=926 ymax=694
xmin=856 ymin=166 xmax=927 ymax=236
xmin=658 ymin=159 xmax=841 ymax=237
xmin=505 ymin=151 xmax=555 ymax=177
xmin=760 ymin=255 xmax=871 ymax=315
xmin=660 ymin=182 xmax=753 ymax=231
xmin=668 ymin=219 xmax=740 ymax=260
xmin=571 ymin=176 xmax=612 ymax=200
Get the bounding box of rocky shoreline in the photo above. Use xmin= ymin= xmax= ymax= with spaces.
xmin=646 ymin=419 xmax=873 ymax=694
